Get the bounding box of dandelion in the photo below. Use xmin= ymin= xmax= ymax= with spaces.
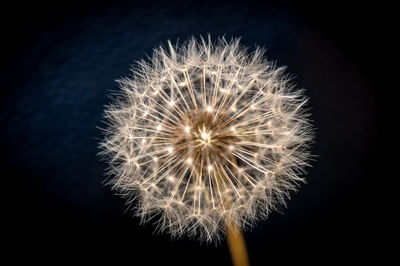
xmin=99 ymin=36 xmax=313 ymax=254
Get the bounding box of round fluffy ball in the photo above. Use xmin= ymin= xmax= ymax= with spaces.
xmin=100 ymin=36 xmax=313 ymax=243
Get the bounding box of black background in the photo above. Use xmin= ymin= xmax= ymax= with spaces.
xmin=2 ymin=0 xmax=383 ymax=264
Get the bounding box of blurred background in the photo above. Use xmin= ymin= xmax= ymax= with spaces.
xmin=1 ymin=0 xmax=382 ymax=264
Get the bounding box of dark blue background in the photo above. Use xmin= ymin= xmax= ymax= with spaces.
xmin=1 ymin=0 xmax=381 ymax=264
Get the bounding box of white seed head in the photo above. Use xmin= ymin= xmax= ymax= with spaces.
xmin=99 ymin=36 xmax=314 ymax=243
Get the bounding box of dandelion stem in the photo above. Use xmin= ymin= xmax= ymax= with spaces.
xmin=226 ymin=222 xmax=250 ymax=266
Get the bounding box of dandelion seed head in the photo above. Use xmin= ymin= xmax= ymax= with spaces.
xmin=100 ymin=36 xmax=314 ymax=243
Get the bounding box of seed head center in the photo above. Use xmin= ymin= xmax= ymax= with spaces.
xmin=197 ymin=124 xmax=213 ymax=147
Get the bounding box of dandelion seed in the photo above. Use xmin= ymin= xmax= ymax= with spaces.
xmin=168 ymin=175 xmax=175 ymax=183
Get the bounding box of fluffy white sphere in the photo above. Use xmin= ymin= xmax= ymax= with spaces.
xmin=100 ymin=36 xmax=313 ymax=243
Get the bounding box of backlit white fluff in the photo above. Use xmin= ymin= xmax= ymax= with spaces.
xmin=99 ymin=36 xmax=313 ymax=243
